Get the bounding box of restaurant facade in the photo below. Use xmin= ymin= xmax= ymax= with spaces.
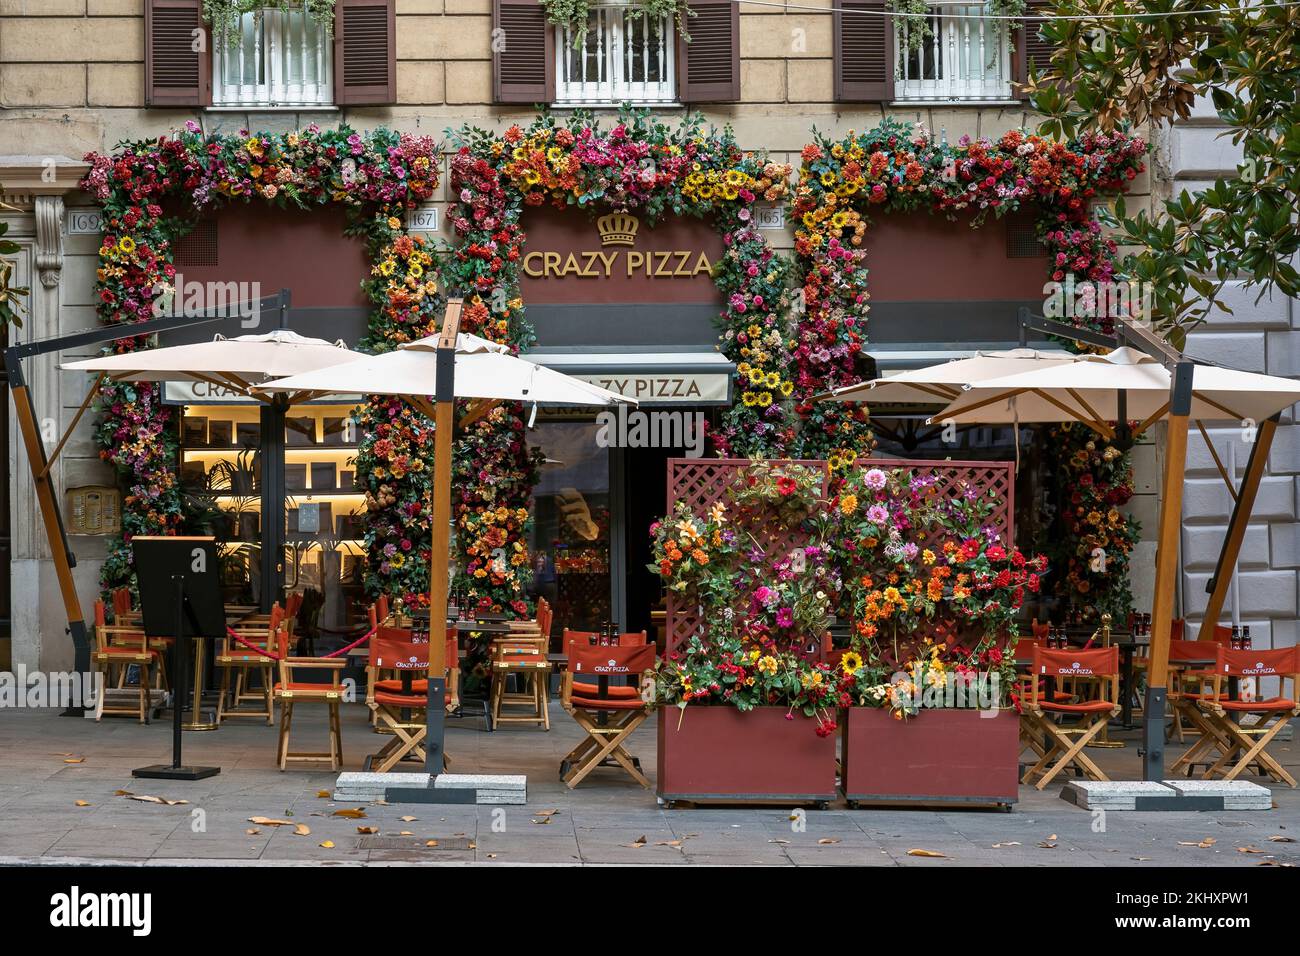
xmin=4 ymin=0 xmax=1289 ymax=674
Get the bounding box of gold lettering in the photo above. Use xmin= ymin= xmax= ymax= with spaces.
xmin=523 ymin=252 xmax=546 ymax=277
xmin=595 ymin=250 xmax=618 ymax=277
xmin=693 ymin=252 xmax=712 ymax=276
xmin=580 ymin=251 xmax=600 ymax=277
xmin=543 ymin=251 xmax=562 ymax=276
xmin=673 ymin=251 xmax=692 ymax=277
xmin=626 ymin=251 xmax=644 ymax=276
xmin=653 ymin=251 xmax=673 ymax=277
xmin=559 ymin=253 xmax=583 ymax=277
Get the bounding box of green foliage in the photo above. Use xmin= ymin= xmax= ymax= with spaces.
xmin=0 ymin=220 xmax=28 ymax=328
xmin=1026 ymin=0 xmax=1300 ymax=341
xmin=540 ymin=0 xmax=693 ymax=45
xmin=203 ymin=0 xmax=335 ymax=41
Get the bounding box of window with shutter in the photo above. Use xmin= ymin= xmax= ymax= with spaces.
xmin=676 ymin=0 xmax=739 ymax=103
xmin=494 ymin=0 xmax=555 ymax=104
xmin=334 ymin=0 xmax=395 ymax=105
xmin=834 ymin=0 xmax=893 ymax=102
xmin=145 ymin=0 xmax=210 ymax=107
xmin=894 ymin=3 xmax=1012 ymax=101
xmin=213 ymin=7 xmax=334 ymax=107
xmin=1014 ymin=0 xmax=1055 ymax=99
xmin=555 ymin=1 xmax=676 ymax=105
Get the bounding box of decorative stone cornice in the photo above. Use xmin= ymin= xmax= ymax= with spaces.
xmin=0 ymin=155 xmax=90 ymax=209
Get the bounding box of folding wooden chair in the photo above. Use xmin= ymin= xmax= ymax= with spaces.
xmin=364 ymin=626 xmax=457 ymax=772
xmin=559 ymin=641 xmax=656 ymax=789
xmin=91 ymin=601 xmax=167 ymax=723
xmin=489 ymin=635 xmax=552 ymax=728
xmin=1196 ymin=647 xmax=1300 ymax=787
xmin=272 ymin=628 xmax=347 ymax=771
xmin=1166 ymin=639 xmax=1227 ymax=749
xmin=1020 ymin=645 xmax=1120 ymax=790
xmin=216 ymin=603 xmax=282 ymax=724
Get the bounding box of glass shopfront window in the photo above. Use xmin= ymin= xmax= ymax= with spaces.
xmin=526 ymin=422 xmax=612 ymax=646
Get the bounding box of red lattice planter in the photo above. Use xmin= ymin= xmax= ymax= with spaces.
xmin=664 ymin=457 xmax=1015 ymax=653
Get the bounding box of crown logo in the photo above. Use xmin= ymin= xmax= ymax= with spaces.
xmin=596 ymin=212 xmax=639 ymax=246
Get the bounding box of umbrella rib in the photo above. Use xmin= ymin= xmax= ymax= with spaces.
xmin=1065 ymin=389 xmax=1109 ymax=430
xmin=1192 ymin=391 xmax=1246 ymax=424
xmin=39 ymin=372 xmax=105 ymax=478
xmin=1031 ymin=389 xmax=1115 ymax=439
xmin=926 ymin=387 xmax=1032 ymax=423
xmin=1195 ymin=419 xmax=1238 ymax=501
xmin=1134 ymin=401 xmax=1169 ymax=438
xmin=459 ymin=399 xmax=501 ymax=430
xmin=905 ymin=383 xmax=964 ymax=401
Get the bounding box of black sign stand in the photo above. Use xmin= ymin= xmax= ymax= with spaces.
xmin=131 ymin=537 xmax=225 ymax=781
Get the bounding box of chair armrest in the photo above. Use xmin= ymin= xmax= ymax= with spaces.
xmin=283 ymin=657 xmax=347 ymax=669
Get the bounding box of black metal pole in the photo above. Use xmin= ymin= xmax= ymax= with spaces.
xmin=170 ymin=574 xmax=186 ymax=768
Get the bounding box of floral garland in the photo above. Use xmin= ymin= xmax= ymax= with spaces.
xmin=442 ymin=110 xmax=797 ymax=472
xmin=790 ymin=119 xmax=1147 ymax=464
xmin=1045 ymin=422 xmax=1140 ymax=621
xmin=82 ymin=122 xmax=439 ymax=593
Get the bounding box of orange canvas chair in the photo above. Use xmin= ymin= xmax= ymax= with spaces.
xmin=272 ymin=628 xmax=347 ymax=771
xmin=559 ymin=640 xmax=656 ymax=789
xmin=91 ymin=600 xmax=166 ymax=723
xmin=1196 ymin=646 xmax=1300 ymax=787
xmin=1165 ymin=639 xmax=1228 ymax=754
xmin=364 ymin=626 xmax=457 ymax=772
xmin=489 ymin=635 xmax=551 ymax=728
xmin=1021 ymin=645 xmax=1120 ymax=790
xmin=216 ymin=603 xmax=282 ymax=724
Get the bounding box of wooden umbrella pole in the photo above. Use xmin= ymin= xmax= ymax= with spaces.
xmin=1144 ymin=360 xmax=1194 ymax=781
xmin=1197 ymin=414 xmax=1278 ymax=641
xmin=425 ymin=299 xmax=462 ymax=775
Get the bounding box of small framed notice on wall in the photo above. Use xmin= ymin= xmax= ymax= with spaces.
xmin=66 ymin=486 xmax=121 ymax=535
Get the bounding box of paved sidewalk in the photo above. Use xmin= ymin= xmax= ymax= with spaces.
xmin=0 ymin=705 xmax=1296 ymax=866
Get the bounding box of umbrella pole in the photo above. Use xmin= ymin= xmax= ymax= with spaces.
xmin=1144 ymin=361 xmax=1194 ymax=781
xmin=425 ymin=300 xmax=462 ymax=775
xmin=1196 ymin=414 xmax=1279 ymax=641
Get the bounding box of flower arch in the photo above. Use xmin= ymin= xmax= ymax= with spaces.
xmin=788 ymin=118 xmax=1148 ymax=618
xmin=82 ymin=122 xmax=440 ymax=594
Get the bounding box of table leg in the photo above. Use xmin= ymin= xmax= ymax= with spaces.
xmin=1120 ymin=646 xmax=1135 ymax=729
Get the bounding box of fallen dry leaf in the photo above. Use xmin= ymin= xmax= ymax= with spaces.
xmin=620 ymin=835 xmax=649 ymax=848
xmin=398 ymin=831 xmax=413 ymax=836
xmin=248 ymin=816 xmax=295 ymax=827
xmin=1132 ymin=857 xmax=1151 ymax=861
xmin=907 ymin=848 xmax=946 ymax=858
xmin=1258 ymin=859 xmax=1295 ymax=867
xmin=468 ymin=842 xmax=477 ymax=850
xmin=332 ymin=808 xmax=367 ymax=819
xmin=1037 ymin=841 xmax=1058 ymax=849
xmin=1178 ymin=837 xmax=1217 ymax=849
xmin=114 ymin=790 xmax=133 ymax=797
xmin=425 ymin=840 xmax=439 ymax=847
xmin=1237 ymin=846 xmax=1265 ymax=854
xmin=817 ymin=838 xmax=841 ymax=845
xmin=486 ymin=853 xmax=497 ymax=859
xmin=534 ymin=809 xmax=561 ymax=817
xmin=246 ymin=828 xmax=261 ymax=835
xmin=356 ymin=826 xmax=378 ymax=835
xmin=317 ymin=790 xmax=331 ymax=798
xmin=531 ymin=817 xmax=551 ymax=825
xmin=768 ymin=839 xmax=790 ymax=845
xmin=63 ymin=758 xmax=85 ymax=764
xmin=293 ymin=824 xmax=311 ymax=837
xmin=399 ymin=815 xmax=417 ymax=823
xmin=319 ymin=841 xmax=335 ymax=849
xmin=991 ymin=842 xmax=1022 ymax=848
xmin=130 ymin=795 xmax=188 ymax=806
xmin=657 ymin=840 xmax=684 ymax=847
xmin=1268 ymin=835 xmax=1296 ymax=843
xmin=74 ymin=800 xmax=90 ymax=807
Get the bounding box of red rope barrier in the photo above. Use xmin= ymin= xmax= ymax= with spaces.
xmin=225 ymin=624 xmax=378 ymax=662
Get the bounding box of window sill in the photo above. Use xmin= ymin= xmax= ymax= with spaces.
xmin=889 ymin=99 xmax=1023 ymax=107
xmin=205 ymin=104 xmax=340 ymax=112
xmin=550 ymin=101 xmax=682 ymax=110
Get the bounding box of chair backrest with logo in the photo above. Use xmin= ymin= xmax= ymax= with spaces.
xmin=369 ymin=626 xmax=429 ymax=673
xmin=1222 ymin=647 xmax=1299 ymax=680
xmin=1033 ymin=646 xmax=1119 ymax=680
xmin=568 ymin=641 xmax=655 ymax=703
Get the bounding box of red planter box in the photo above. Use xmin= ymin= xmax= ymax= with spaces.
xmin=841 ymin=707 xmax=1019 ymax=808
xmin=657 ymin=706 xmax=838 ymax=805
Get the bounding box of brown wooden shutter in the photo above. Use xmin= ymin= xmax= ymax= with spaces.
xmin=335 ymin=0 xmax=396 ymax=105
xmin=144 ymin=0 xmax=210 ymax=107
xmin=493 ymin=0 xmax=554 ymax=104
xmin=834 ymin=0 xmax=893 ymax=103
xmin=1014 ymin=0 xmax=1054 ymax=100
xmin=676 ymin=0 xmax=740 ymax=103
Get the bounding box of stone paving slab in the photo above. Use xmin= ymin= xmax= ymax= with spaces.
xmin=0 ymin=705 xmax=1297 ymax=865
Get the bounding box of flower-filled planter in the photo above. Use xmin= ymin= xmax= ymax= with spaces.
xmin=656 ymin=706 xmax=838 ymax=806
xmin=841 ymin=707 xmax=1020 ymax=808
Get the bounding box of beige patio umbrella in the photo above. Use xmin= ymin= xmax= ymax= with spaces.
xmin=923 ymin=341 xmax=1300 ymax=780
xmin=259 ymin=299 xmax=634 ymax=780
xmin=929 ymin=346 xmax=1300 ymax=439
xmin=815 ymin=347 xmax=1081 ymax=407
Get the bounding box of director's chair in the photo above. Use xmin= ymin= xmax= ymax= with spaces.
xmin=216 ymin=602 xmax=282 ymax=724
xmin=273 ymin=629 xmax=347 ymax=771
xmin=559 ymin=641 xmax=656 ymax=789
xmin=1197 ymin=647 xmax=1300 ymax=787
xmin=1020 ymin=645 xmax=1120 ymax=790
xmin=365 ymin=625 xmax=457 ymax=773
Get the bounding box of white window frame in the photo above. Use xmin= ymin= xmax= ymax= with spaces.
xmin=211 ymin=6 xmax=333 ymax=108
xmin=893 ymin=2 xmax=1013 ymax=103
xmin=554 ymin=0 xmax=677 ymax=107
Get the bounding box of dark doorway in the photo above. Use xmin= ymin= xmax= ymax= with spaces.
xmin=623 ymin=444 xmax=673 ymax=641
